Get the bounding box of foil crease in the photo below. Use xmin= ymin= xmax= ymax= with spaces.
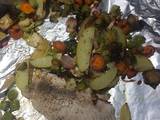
xmin=38 ymin=18 xmax=69 ymax=42
xmin=0 ymin=0 xmax=160 ymax=120
xmin=0 ymin=39 xmax=33 ymax=82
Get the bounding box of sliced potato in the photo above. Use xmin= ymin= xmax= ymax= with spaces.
xmin=134 ymin=55 xmax=154 ymax=72
xmin=0 ymin=14 xmax=13 ymax=30
xmin=89 ymin=65 xmax=117 ymax=90
xmin=18 ymin=18 xmax=31 ymax=28
xmin=30 ymin=56 xmax=53 ymax=68
xmin=76 ymin=26 xmax=96 ymax=72
xmin=27 ymin=32 xmax=43 ymax=48
xmin=22 ymin=22 xmax=35 ymax=32
xmin=120 ymin=103 xmax=132 ymax=120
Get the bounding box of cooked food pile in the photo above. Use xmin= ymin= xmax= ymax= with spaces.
xmin=0 ymin=0 xmax=160 ymax=120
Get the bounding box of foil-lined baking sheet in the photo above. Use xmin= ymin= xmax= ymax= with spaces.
xmin=0 ymin=0 xmax=160 ymax=120
xmin=0 ymin=16 xmax=69 ymax=120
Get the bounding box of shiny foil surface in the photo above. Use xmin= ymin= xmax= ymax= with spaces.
xmin=0 ymin=0 xmax=160 ymax=120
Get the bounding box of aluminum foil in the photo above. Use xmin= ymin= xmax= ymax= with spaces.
xmin=103 ymin=0 xmax=160 ymax=120
xmin=0 ymin=0 xmax=160 ymax=120
xmin=0 ymin=17 xmax=69 ymax=120
xmin=0 ymin=39 xmax=33 ymax=85
xmin=38 ymin=18 xmax=69 ymax=42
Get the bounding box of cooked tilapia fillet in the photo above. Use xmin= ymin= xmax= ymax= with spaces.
xmin=22 ymin=71 xmax=115 ymax=120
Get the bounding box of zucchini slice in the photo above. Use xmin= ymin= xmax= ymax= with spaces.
xmin=120 ymin=103 xmax=132 ymax=120
xmin=16 ymin=61 xmax=32 ymax=91
xmin=76 ymin=26 xmax=96 ymax=72
xmin=30 ymin=56 xmax=53 ymax=68
xmin=112 ymin=26 xmax=126 ymax=47
xmin=134 ymin=55 xmax=154 ymax=72
xmin=89 ymin=65 xmax=117 ymax=90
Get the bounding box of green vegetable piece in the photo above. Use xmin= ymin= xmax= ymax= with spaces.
xmin=16 ymin=69 xmax=29 ymax=91
xmin=17 ymin=62 xmax=28 ymax=71
xmin=29 ymin=0 xmax=38 ymax=7
xmin=77 ymin=81 xmax=87 ymax=91
xmin=109 ymin=5 xmax=121 ymax=19
xmin=0 ymin=101 xmax=10 ymax=111
xmin=10 ymin=100 xmax=20 ymax=112
xmin=29 ymin=33 xmax=49 ymax=59
xmin=95 ymin=12 xmax=111 ymax=28
xmin=18 ymin=18 xmax=31 ymax=28
xmin=107 ymin=77 xmax=119 ymax=88
xmin=7 ymin=89 xmax=18 ymax=101
xmin=128 ymin=35 xmax=145 ymax=48
xmin=2 ymin=112 xmax=15 ymax=120
xmin=76 ymin=26 xmax=96 ymax=72
xmin=89 ymin=65 xmax=117 ymax=90
xmin=105 ymin=29 xmax=117 ymax=44
xmin=134 ymin=55 xmax=154 ymax=72
xmin=120 ymin=103 xmax=132 ymax=120
xmin=81 ymin=5 xmax=90 ymax=17
xmin=133 ymin=35 xmax=145 ymax=46
xmin=22 ymin=22 xmax=35 ymax=33
xmin=30 ymin=56 xmax=53 ymax=68
xmin=17 ymin=117 xmax=25 ymax=120
xmin=112 ymin=26 xmax=126 ymax=47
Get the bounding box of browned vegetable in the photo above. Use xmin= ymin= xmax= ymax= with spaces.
xmin=61 ymin=54 xmax=75 ymax=69
xmin=115 ymin=62 xmax=129 ymax=75
xmin=116 ymin=19 xmax=131 ymax=34
xmin=126 ymin=68 xmax=138 ymax=79
xmin=143 ymin=69 xmax=160 ymax=89
xmin=120 ymin=103 xmax=132 ymax=120
xmin=142 ymin=45 xmax=155 ymax=57
xmin=8 ymin=25 xmax=23 ymax=40
xmin=127 ymin=14 xmax=138 ymax=26
xmin=51 ymin=58 xmax=61 ymax=70
xmin=52 ymin=41 xmax=66 ymax=53
xmin=90 ymin=54 xmax=106 ymax=71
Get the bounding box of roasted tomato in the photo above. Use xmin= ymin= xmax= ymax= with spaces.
xmin=90 ymin=54 xmax=106 ymax=71
xmin=8 ymin=25 xmax=23 ymax=40
xmin=142 ymin=45 xmax=155 ymax=57
xmin=52 ymin=41 xmax=66 ymax=53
